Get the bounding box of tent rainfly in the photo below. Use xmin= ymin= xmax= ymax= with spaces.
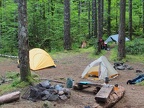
xmin=104 ymin=34 xmax=129 ymax=44
xmin=81 ymin=56 xmax=118 ymax=80
xmin=29 ymin=48 xmax=56 ymax=70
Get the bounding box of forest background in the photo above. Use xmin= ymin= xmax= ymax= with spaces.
xmin=1 ymin=1 xmax=144 ymax=107
xmin=0 ymin=0 xmax=144 ymax=56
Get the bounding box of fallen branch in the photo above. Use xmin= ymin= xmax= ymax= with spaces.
xmin=39 ymin=78 xmax=65 ymax=84
xmin=0 ymin=91 xmax=20 ymax=104
xmin=0 ymin=54 xmax=18 ymax=59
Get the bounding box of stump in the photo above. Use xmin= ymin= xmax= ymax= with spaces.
xmin=95 ymin=86 xmax=114 ymax=103
xmin=94 ymin=86 xmax=125 ymax=108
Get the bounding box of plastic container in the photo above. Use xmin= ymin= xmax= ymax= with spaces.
xmin=66 ymin=78 xmax=74 ymax=88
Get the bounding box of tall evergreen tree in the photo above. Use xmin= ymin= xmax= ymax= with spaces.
xmin=101 ymin=0 xmax=104 ymax=33
xmin=128 ymin=0 xmax=132 ymax=40
xmin=96 ymin=0 xmax=103 ymax=54
xmin=88 ymin=0 xmax=91 ymax=38
xmin=64 ymin=0 xmax=71 ymax=50
xmin=107 ymin=0 xmax=111 ymax=36
xmin=115 ymin=1 xmax=119 ymax=33
xmin=18 ymin=0 xmax=31 ymax=81
xmin=92 ymin=0 xmax=97 ymax=37
xmin=78 ymin=0 xmax=81 ymax=34
xmin=118 ymin=0 xmax=126 ymax=60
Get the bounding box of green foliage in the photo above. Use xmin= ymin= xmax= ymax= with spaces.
xmin=12 ymin=79 xmax=30 ymax=88
xmin=109 ymin=38 xmax=144 ymax=63
xmin=0 ymin=0 xmax=18 ymax=55
xmin=0 ymin=0 xmax=144 ymax=55
xmin=126 ymin=38 xmax=144 ymax=55
xmin=27 ymin=0 xmax=64 ymax=52
xmin=6 ymin=71 xmax=20 ymax=79
xmin=6 ymin=74 xmax=32 ymax=87
xmin=5 ymin=71 xmax=26 ymax=87
xmin=109 ymin=46 xmax=117 ymax=61
xmin=0 ymin=72 xmax=19 ymax=95
xmin=0 ymin=84 xmax=16 ymax=95
xmin=0 ymin=71 xmax=40 ymax=95
xmin=126 ymin=54 xmax=144 ymax=63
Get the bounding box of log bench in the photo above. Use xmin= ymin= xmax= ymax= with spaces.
xmin=95 ymin=85 xmax=114 ymax=103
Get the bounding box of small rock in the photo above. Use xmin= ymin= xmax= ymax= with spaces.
xmin=59 ymin=95 xmax=68 ymax=100
xmin=63 ymin=88 xmax=71 ymax=98
xmin=58 ymin=90 xmax=64 ymax=95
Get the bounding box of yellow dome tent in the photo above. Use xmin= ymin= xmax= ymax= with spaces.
xmin=29 ymin=48 xmax=56 ymax=70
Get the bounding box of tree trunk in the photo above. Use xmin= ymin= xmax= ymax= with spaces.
xmin=18 ymin=0 xmax=31 ymax=81
xmin=96 ymin=0 xmax=103 ymax=54
xmin=107 ymin=0 xmax=111 ymax=37
xmin=92 ymin=0 xmax=97 ymax=38
xmin=64 ymin=0 xmax=71 ymax=50
xmin=101 ymin=0 xmax=104 ymax=33
xmin=51 ymin=0 xmax=55 ymax=16
xmin=88 ymin=1 xmax=91 ymax=38
xmin=78 ymin=0 xmax=81 ymax=34
xmin=128 ymin=0 xmax=132 ymax=40
xmin=115 ymin=1 xmax=119 ymax=33
xmin=118 ymin=0 xmax=126 ymax=60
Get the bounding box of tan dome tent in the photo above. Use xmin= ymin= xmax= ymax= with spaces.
xmin=81 ymin=56 xmax=118 ymax=80
xmin=29 ymin=48 xmax=56 ymax=70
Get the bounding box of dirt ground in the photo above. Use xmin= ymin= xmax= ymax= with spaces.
xmin=0 ymin=51 xmax=144 ymax=108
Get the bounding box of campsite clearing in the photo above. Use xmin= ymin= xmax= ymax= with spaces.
xmin=0 ymin=52 xmax=144 ymax=108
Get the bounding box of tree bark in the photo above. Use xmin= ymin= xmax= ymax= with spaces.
xmin=94 ymin=86 xmax=125 ymax=108
xmin=0 ymin=91 xmax=20 ymax=104
xmin=107 ymin=0 xmax=111 ymax=37
xmin=96 ymin=0 xmax=103 ymax=54
xmin=78 ymin=0 xmax=81 ymax=34
xmin=101 ymin=0 xmax=104 ymax=33
xmin=64 ymin=0 xmax=71 ymax=50
xmin=92 ymin=0 xmax=97 ymax=38
xmin=88 ymin=1 xmax=91 ymax=38
xmin=118 ymin=0 xmax=126 ymax=60
xmin=128 ymin=0 xmax=132 ymax=40
xmin=115 ymin=1 xmax=119 ymax=33
xmin=18 ymin=0 xmax=31 ymax=81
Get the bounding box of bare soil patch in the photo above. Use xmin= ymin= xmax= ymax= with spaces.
xmin=0 ymin=52 xmax=144 ymax=108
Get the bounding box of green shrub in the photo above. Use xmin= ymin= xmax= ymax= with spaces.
xmin=126 ymin=38 xmax=144 ymax=55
